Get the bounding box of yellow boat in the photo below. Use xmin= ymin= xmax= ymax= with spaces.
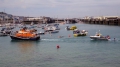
xmin=74 ymin=33 xmax=87 ymax=37
xmin=70 ymin=26 xmax=77 ymax=30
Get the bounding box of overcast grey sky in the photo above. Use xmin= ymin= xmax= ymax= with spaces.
xmin=0 ymin=0 xmax=120 ymax=18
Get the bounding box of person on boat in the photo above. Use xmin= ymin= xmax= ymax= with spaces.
xmin=106 ymin=35 xmax=110 ymax=39
xmin=114 ymin=38 xmax=116 ymax=41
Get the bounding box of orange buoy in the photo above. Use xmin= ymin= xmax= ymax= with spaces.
xmin=58 ymin=36 xmax=60 ymax=38
xmin=58 ymin=36 xmax=62 ymax=38
xmin=57 ymin=45 xmax=60 ymax=49
xmin=68 ymin=35 xmax=70 ymax=37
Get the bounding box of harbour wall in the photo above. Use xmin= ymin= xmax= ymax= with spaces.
xmin=80 ymin=17 xmax=120 ymax=26
xmin=22 ymin=18 xmax=77 ymax=24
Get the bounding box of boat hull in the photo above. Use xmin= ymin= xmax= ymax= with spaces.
xmin=38 ymin=33 xmax=45 ymax=35
xmin=51 ymin=31 xmax=59 ymax=33
xmin=0 ymin=34 xmax=8 ymax=36
xmin=74 ymin=34 xmax=86 ymax=37
xmin=10 ymin=35 xmax=40 ymax=41
xmin=49 ymin=30 xmax=59 ymax=33
xmin=90 ymin=36 xmax=109 ymax=41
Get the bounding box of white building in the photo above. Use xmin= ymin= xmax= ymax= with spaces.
xmin=27 ymin=17 xmax=43 ymax=21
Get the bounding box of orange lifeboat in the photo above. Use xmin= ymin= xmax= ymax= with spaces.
xmin=10 ymin=28 xmax=40 ymax=41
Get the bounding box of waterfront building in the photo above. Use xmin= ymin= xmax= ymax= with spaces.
xmin=0 ymin=12 xmax=25 ymax=24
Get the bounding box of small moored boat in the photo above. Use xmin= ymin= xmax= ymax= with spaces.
xmin=65 ymin=26 xmax=77 ymax=30
xmin=0 ymin=32 xmax=8 ymax=36
xmin=38 ymin=31 xmax=45 ymax=35
xmin=70 ymin=26 xmax=77 ymax=30
xmin=73 ymin=29 xmax=88 ymax=37
xmin=65 ymin=26 xmax=70 ymax=30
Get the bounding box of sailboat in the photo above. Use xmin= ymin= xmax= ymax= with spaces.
xmin=30 ymin=22 xmax=34 ymax=26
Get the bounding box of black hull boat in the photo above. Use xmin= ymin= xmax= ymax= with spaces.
xmin=10 ymin=35 xmax=40 ymax=41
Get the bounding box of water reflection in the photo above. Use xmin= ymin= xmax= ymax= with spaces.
xmin=89 ymin=39 xmax=110 ymax=45
xmin=10 ymin=40 xmax=41 ymax=61
xmin=10 ymin=40 xmax=40 ymax=53
xmin=18 ymin=41 xmax=34 ymax=53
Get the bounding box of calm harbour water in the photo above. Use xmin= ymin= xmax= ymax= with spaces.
xmin=0 ymin=23 xmax=120 ymax=67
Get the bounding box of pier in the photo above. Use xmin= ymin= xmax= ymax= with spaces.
xmin=80 ymin=16 xmax=120 ymax=26
xmin=52 ymin=18 xmax=77 ymax=24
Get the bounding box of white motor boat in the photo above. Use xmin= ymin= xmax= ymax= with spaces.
xmin=52 ymin=26 xmax=60 ymax=30
xmin=90 ymin=32 xmax=110 ymax=41
xmin=38 ymin=31 xmax=45 ymax=35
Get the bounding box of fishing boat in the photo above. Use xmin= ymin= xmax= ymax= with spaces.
xmin=0 ymin=27 xmax=12 ymax=36
xmin=46 ymin=26 xmax=59 ymax=33
xmin=73 ymin=29 xmax=88 ymax=37
xmin=52 ymin=26 xmax=60 ymax=30
xmin=65 ymin=26 xmax=70 ymax=30
xmin=0 ymin=32 xmax=8 ymax=36
xmin=53 ymin=23 xmax=60 ymax=30
xmin=90 ymin=31 xmax=110 ymax=40
xmin=10 ymin=27 xmax=40 ymax=41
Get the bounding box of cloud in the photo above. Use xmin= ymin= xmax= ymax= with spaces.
xmin=0 ymin=0 xmax=120 ymax=18
xmin=0 ymin=0 xmax=55 ymax=8
xmin=0 ymin=0 xmax=120 ymax=8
